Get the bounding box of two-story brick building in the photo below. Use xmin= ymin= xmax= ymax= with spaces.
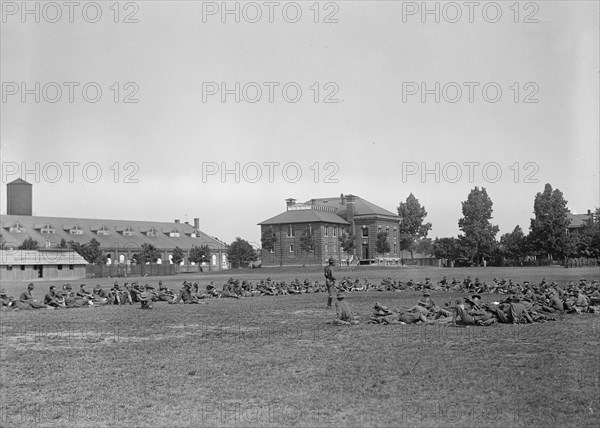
xmin=258 ymin=194 xmax=401 ymax=266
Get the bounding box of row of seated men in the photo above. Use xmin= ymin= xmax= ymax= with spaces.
xmin=366 ymin=283 xmax=600 ymax=326
xmin=3 ymin=277 xmax=598 ymax=311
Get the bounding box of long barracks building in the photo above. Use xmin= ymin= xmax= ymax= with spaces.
xmin=1 ymin=179 xmax=229 ymax=271
xmin=259 ymin=194 xmax=402 ymax=266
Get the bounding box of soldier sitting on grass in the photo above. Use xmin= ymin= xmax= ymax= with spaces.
xmin=333 ymin=293 xmax=359 ymax=325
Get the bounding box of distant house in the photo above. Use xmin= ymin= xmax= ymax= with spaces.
xmin=0 ymin=249 xmax=87 ymax=281
xmin=567 ymin=210 xmax=594 ymax=233
xmin=258 ymin=194 xmax=401 ymax=266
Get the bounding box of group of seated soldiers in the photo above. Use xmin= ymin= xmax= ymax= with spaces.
xmin=3 ymin=277 xmax=599 ymax=319
xmin=364 ymin=278 xmax=600 ymax=326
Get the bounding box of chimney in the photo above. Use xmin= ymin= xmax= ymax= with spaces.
xmin=285 ymin=198 xmax=296 ymax=209
xmin=194 ymin=218 xmax=200 ymax=229
xmin=174 ymin=219 xmax=180 ymax=224
xmin=346 ymin=194 xmax=355 ymax=227
xmin=340 ymin=193 xmax=346 ymax=205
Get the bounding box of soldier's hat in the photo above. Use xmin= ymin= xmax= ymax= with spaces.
xmin=328 ymin=257 xmax=335 ymax=265
xmin=425 ymin=277 xmax=430 ymax=280
xmin=27 ymin=283 xmax=34 ymax=289
xmin=0 ymin=289 xmax=7 ymax=295
xmin=336 ymin=293 xmax=345 ymax=300
xmin=464 ymin=297 xmax=477 ymax=305
xmin=422 ymin=291 xmax=430 ymax=297
xmin=64 ymin=284 xmax=73 ymax=290
xmin=159 ymin=280 xmax=163 ymax=285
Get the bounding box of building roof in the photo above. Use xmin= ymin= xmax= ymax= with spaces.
xmin=567 ymin=212 xmax=593 ymax=229
xmin=306 ymin=196 xmax=398 ymax=218
xmin=258 ymin=209 xmax=349 ymax=226
xmin=0 ymin=214 xmax=226 ymax=252
xmin=0 ymin=250 xmax=88 ymax=265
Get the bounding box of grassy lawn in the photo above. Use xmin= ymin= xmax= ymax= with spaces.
xmin=1 ymin=266 xmax=599 ymax=427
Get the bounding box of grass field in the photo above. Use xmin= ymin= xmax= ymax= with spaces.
xmin=1 ymin=266 xmax=599 ymax=427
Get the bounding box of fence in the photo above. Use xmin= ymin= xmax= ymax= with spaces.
xmin=86 ymin=263 xmax=203 ymax=278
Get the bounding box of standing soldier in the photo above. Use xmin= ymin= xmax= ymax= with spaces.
xmin=324 ymin=257 xmax=336 ymax=308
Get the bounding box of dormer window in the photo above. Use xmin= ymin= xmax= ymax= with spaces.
xmin=40 ymin=224 xmax=55 ymax=234
xmin=9 ymin=222 xmax=24 ymax=233
xmin=122 ymin=227 xmax=135 ymax=237
xmin=97 ymin=226 xmax=110 ymax=236
xmin=146 ymin=227 xmax=157 ymax=237
xmin=69 ymin=226 xmax=83 ymax=235
xmin=169 ymin=231 xmax=180 ymax=238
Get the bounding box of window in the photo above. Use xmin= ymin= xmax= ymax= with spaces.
xmin=393 ymin=244 xmax=397 ymax=254
xmin=169 ymin=232 xmax=180 ymax=237
xmin=289 ymin=244 xmax=294 ymax=252
xmin=97 ymin=226 xmax=110 ymax=236
xmin=122 ymin=227 xmax=135 ymax=237
xmin=40 ymin=225 xmax=55 ymax=234
xmin=362 ymin=227 xmax=369 ymax=237
xmin=269 ymin=248 xmax=274 ymax=254
xmin=333 ymin=226 xmax=337 ymax=237
xmin=57 ymin=265 xmax=63 ymax=270
xmin=6 ymin=265 xmax=12 ymax=271
xmin=287 ymin=225 xmax=295 ymax=237
xmin=147 ymin=228 xmax=157 ymax=237
xmin=9 ymin=223 xmax=24 ymax=233
xmin=20 ymin=265 xmax=25 ymax=271
xmin=69 ymin=265 xmax=74 ymax=270
xmin=325 ymin=227 xmax=329 ymax=237
xmin=70 ymin=227 xmax=83 ymax=235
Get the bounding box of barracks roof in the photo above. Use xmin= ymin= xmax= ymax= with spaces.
xmin=258 ymin=209 xmax=349 ymax=226
xmin=306 ymin=196 xmax=398 ymax=218
xmin=0 ymin=250 xmax=88 ymax=266
xmin=0 ymin=214 xmax=226 ymax=251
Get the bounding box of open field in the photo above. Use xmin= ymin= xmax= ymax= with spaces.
xmin=1 ymin=266 xmax=599 ymax=427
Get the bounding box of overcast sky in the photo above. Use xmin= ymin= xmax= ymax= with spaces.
xmin=1 ymin=1 xmax=598 ymax=247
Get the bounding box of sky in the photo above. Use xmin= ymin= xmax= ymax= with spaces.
xmin=1 ymin=0 xmax=599 ymax=248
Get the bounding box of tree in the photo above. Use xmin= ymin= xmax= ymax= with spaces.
xmin=338 ymin=229 xmax=357 ymax=260
xmin=138 ymin=243 xmax=160 ymax=264
xmin=528 ymin=183 xmax=571 ymax=260
xmin=375 ymin=231 xmax=390 ymax=255
xmin=458 ymin=187 xmax=499 ymax=265
xmin=69 ymin=238 xmax=105 ymax=264
xmin=415 ymin=237 xmax=433 ymax=256
xmin=18 ymin=237 xmax=39 ymax=250
xmin=498 ymin=225 xmax=526 ymax=264
xmin=171 ymin=246 xmax=184 ymax=265
xmin=227 ymin=237 xmax=256 ymax=268
xmin=299 ymin=227 xmax=316 ymax=264
xmin=432 ymin=237 xmax=464 ymax=261
xmin=397 ymin=193 xmax=432 ymax=259
xmin=260 ymin=228 xmax=277 ymax=253
xmin=189 ymin=244 xmax=212 ymax=270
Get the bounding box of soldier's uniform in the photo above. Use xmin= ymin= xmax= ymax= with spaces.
xmin=324 ymin=258 xmax=336 ymax=308
xmin=334 ymin=294 xmax=359 ymax=325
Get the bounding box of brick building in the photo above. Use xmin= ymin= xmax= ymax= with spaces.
xmin=259 ymin=194 xmax=401 ymax=266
